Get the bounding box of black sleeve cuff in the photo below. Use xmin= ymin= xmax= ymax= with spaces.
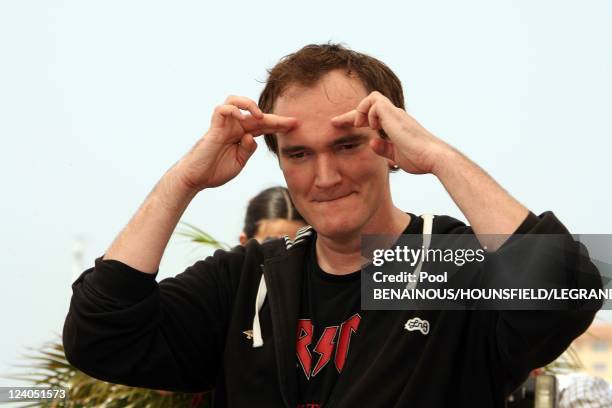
xmin=513 ymin=210 xmax=569 ymax=235
xmin=78 ymin=255 xmax=159 ymax=304
xmin=513 ymin=211 xmax=540 ymax=234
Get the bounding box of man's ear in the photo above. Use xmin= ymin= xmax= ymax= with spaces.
xmin=239 ymin=232 xmax=247 ymax=246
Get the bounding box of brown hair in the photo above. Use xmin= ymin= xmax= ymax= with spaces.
xmin=258 ymin=42 xmax=405 ymax=155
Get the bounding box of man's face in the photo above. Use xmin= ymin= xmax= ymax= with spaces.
xmin=273 ymin=70 xmax=393 ymax=240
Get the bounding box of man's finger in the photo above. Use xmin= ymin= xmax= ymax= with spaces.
xmin=224 ymin=95 xmax=264 ymax=119
xmin=211 ymin=105 xmax=246 ymax=128
xmin=368 ymin=103 xmax=381 ymax=130
xmin=369 ymin=137 xmax=395 ymax=161
xmin=237 ymin=133 xmax=258 ymax=166
xmin=354 ymin=97 xmax=375 ymax=128
xmin=331 ymin=110 xmax=357 ymax=127
xmin=261 ymin=113 xmax=299 ymax=129
xmin=242 ymin=114 xmax=298 ymax=135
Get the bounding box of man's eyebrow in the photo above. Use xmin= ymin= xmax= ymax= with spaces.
xmin=279 ymin=144 xmax=307 ymax=156
xmin=279 ymin=134 xmax=369 ymax=156
xmin=331 ymin=134 xmax=369 ymax=146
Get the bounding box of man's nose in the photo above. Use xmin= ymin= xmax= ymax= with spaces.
xmin=314 ymin=154 xmax=342 ymax=189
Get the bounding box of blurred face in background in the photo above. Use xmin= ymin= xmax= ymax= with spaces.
xmin=239 ymin=218 xmax=307 ymax=245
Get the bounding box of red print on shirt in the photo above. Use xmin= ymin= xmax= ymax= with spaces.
xmin=296 ymin=313 xmax=361 ymax=379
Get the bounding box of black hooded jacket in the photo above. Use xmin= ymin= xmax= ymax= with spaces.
xmin=62 ymin=211 xmax=602 ymax=407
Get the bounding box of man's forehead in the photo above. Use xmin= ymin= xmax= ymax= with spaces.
xmin=274 ymin=75 xmax=368 ymax=145
xmin=273 ymin=71 xmax=368 ymax=117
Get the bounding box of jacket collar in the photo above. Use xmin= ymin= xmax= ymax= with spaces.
xmin=261 ymin=226 xmax=314 ymax=408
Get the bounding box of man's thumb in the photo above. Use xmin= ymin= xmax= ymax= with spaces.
xmin=237 ymin=133 xmax=258 ymax=164
xmin=369 ymin=138 xmax=394 ymax=161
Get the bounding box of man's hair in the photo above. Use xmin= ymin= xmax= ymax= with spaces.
xmin=258 ymin=43 xmax=405 ymax=155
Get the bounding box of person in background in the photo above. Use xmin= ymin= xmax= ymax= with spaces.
xmin=239 ymin=186 xmax=306 ymax=245
xmin=557 ymin=372 xmax=612 ymax=407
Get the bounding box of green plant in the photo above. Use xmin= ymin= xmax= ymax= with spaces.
xmin=8 ymin=340 xmax=209 ymax=407
xmin=174 ymin=222 xmax=230 ymax=251
xmin=541 ymin=345 xmax=583 ymax=375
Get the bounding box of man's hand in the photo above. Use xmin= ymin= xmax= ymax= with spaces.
xmin=330 ymin=91 xmax=451 ymax=175
xmin=102 ymin=96 xmax=298 ymax=272
xmin=332 ymin=91 xmax=529 ymax=238
xmin=174 ymin=95 xmax=298 ymax=191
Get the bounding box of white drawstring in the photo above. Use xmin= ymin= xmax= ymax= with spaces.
xmin=252 ymin=273 xmax=267 ymax=348
xmin=406 ymin=214 xmax=435 ymax=290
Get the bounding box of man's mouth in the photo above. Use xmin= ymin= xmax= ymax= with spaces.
xmin=312 ymin=192 xmax=354 ymax=203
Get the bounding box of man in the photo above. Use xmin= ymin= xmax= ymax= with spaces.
xmin=63 ymin=44 xmax=601 ymax=407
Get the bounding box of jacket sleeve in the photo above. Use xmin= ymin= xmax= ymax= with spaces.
xmin=491 ymin=212 xmax=603 ymax=393
xmin=62 ymin=245 xmax=246 ymax=392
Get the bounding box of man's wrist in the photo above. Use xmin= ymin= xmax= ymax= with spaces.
xmin=156 ymin=168 xmax=199 ymax=212
xmin=430 ymin=143 xmax=464 ymax=179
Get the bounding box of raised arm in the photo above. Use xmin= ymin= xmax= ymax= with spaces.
xmin=103 ymin=96 xmax=298 ymax=273
xmin=331 ymin=91 xmax=528 ymax=243
xmin=63 ymin=96 xmax=297 ymax=390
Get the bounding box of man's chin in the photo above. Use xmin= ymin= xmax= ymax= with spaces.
xmin=311 ymin=218 xmax=361 ymax=240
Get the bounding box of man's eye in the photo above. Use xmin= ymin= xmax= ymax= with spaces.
xmin=338 ymin=143 xmax=358 ymax=151
xmin=289 ymin=152 xmax=306 ymax=159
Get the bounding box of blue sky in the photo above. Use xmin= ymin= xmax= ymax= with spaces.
xmin=1 ymin=0 xmax=611 ymax=386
